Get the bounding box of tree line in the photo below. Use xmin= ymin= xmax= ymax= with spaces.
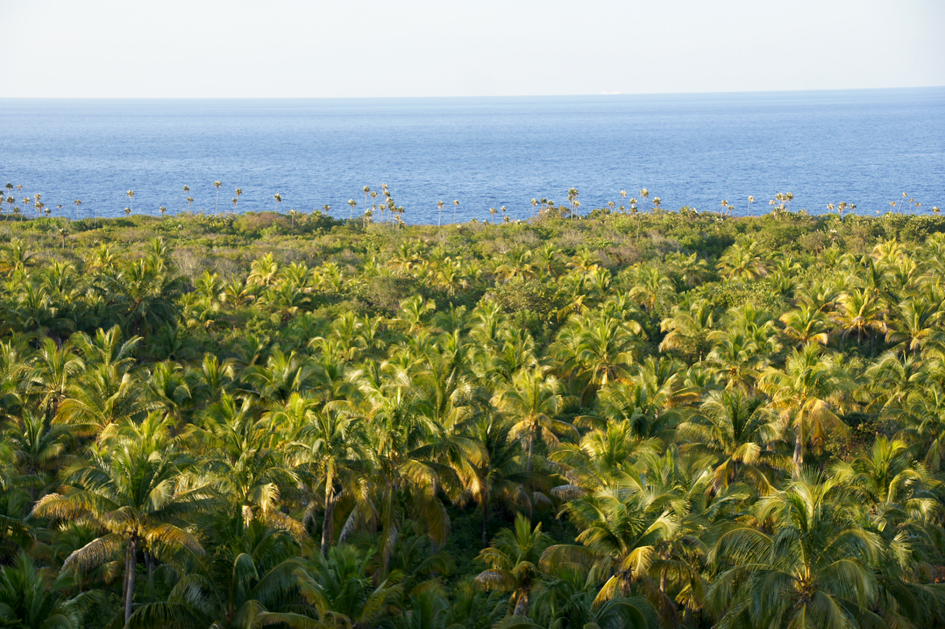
xmin=3 ymin=208 xmax=945 ymax=628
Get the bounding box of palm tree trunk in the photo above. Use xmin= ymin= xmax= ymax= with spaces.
xmin=481 ymin=490 xmax=490 ymax=548
xmin=321 ymin=486 xmax=335 ymax=557
xmin=793 ymin=424 xmax=804 ymax=473
xmin=124 ymin=534 xmax=138 ymax=624
xmin=512 ymin=591 xmax=529 ymax=617
xmin=526 ymin=435 xmax=534 ymax=473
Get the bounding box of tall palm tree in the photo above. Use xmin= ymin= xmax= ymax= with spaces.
xmin=126 ymin=190 xmax=134 ymax=214
xmin=180 ymin=185 xmax=189 ymax=213
xmin=493 ymin=366 xmax=575 ymax=472
xmin=287 ymin=402 xmax=366 ymax=556
xmin=213 ymin=180 xmax=222 ymax=214
xmin=437 ymin=200 xmax=444 ymax=227
xmin=759 ymin=342 xmax=854 ymax=471
xmin=677 ymin=389 xmax=787 ymax=493
xmin=33 ymin=441 xmax=213 ymax=624
xmin=73 ymin=199 xmax=81 ymax=221
xmin=706 ymin=471 xmax=890 ymax=629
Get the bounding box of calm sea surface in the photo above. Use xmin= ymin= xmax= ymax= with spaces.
xmin=1 ymin=89 xmax=943 ymax=224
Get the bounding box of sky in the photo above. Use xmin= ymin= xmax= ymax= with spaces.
xmin=1 ymin=0 xmax=943 ymax=98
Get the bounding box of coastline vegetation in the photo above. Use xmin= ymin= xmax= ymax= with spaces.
xmin=4 ymin=201 xmax=945 ymax=628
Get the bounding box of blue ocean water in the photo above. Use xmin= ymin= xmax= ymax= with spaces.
xmin=1 ymin=89 xmax=943 ymax=224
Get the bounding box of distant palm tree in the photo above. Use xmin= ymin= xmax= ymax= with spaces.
xmin=214 ymin=180 xmax=222 ymax=213
xmin=274 ymin=193 xmax=283 ymax=213
xmin=489 ymin=207 xmax=497 ymax=223
xmin=567 ymin=187 xmax=579 ymax=219
xmin=159 ymin=206 xmax=167 ymax=218
xmin=348 ymin=198 xmax=356 ymax=221
xmin=126 ymin=190 xmax=135 ymax=213
xmin=73 ymin=199 xmax=81 ymax=221
xmin=453 ymin=199 xmax=459 ymax=223
xmin=180 ymin=185 xmax=189 ymax=213
xmin=323 ymin=204 xmax=331 ymax=216
xmin=437 ymin=200 xmax=444 ymax=227
xmin=124 ymin=207 xmax=131 ymax=217
xmin=234 ymin=188 xmax=242 ymax=212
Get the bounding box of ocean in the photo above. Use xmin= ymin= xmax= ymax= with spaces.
xmin=1 ymin=88 xmax=943 ymax=224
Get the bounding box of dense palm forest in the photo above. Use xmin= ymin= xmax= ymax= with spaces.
xmin=4 ymin=203 xmax=945 ymax=629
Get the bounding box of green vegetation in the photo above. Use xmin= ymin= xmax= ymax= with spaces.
xmin=4 ymin=205 xmax=945 ymax=628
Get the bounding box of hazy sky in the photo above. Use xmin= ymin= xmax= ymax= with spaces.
xmin=2 ymin=0 xmax=943 ymax=98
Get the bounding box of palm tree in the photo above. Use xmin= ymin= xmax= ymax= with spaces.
xmin=678 ymin=389 xmax=786 ymax=493
xmin=476 ymin=514 xmax=552 ymax=617
xmin=493 ymin=366 xmax=575 ymax=472
xmin=348 ymin=198 xmax=356 ymax=221
xmin=234 ymin=187 xmax=242 ymax=212
xmin=288 ymin=403 xmax=365 ymax=555
xmin=453 ymin=199 xmax=459 ymax=223
xmin=0 ymin=552 xmax=92 ymax=629
xmin=72 ymin=199 xmax=81 ymax=221
xmin=706 ymin=471 xmax=888 ymax=629
xmin=759 ymin=342 xmax=854 ymax=470
xmin=306 ymin=544 xmax=398 ymax=627
xmin=717 ymin=241 xmax=767 ymax=280
xmin=33 ymin=441 xmax=213 ymax=624
xmin=159 ymin=206 xmax=166 ymax=218
xmin=466 ymin=416 xmax=540 ymax=547
xmin=567 ymin=187 xmax=579 ymax=220
xmin=180 ymin=185 xmax=189 ymax=213
xmin=126 ymin=190 xmax=134 ymax=214
xmin=273 ymin=193 xmax=282 ymax=213
xmin=213 ymin=180 xmax=222 ymax=213
xmin=437 ymin=200 xmax=444 ymax=227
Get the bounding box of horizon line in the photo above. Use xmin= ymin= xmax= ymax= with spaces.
xmin=2 ymin=85 xmax=944 ymax=101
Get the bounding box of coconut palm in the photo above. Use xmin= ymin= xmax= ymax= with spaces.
xmin=717 ymin=241 xmax=767 ymax=280
xmin=287 ymin=402 xmax=366 ymax=555
xmin=213 ymin=180 xmax=222 ymax=213
xmin=33 ymin=441 xmax=213 ymax=624
xmin=677 ymin=389 xmax=787 ymax=493
xmin=759 ymin=342 xmax=854 ymax=470
xmin=0 ymin=551 xmax=93 ymax=629
xmin=126 ymin=190 xmax=134 ymax=213
xmin=706 ymin=470 xmax=896 ymax=629
xmin=188 ymin=394 xmax=302 ymax=536
xmin=493 ymin=366 xmax=575 ymax=472
xmin=475 ymin=513 xmax=552 ymax=617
